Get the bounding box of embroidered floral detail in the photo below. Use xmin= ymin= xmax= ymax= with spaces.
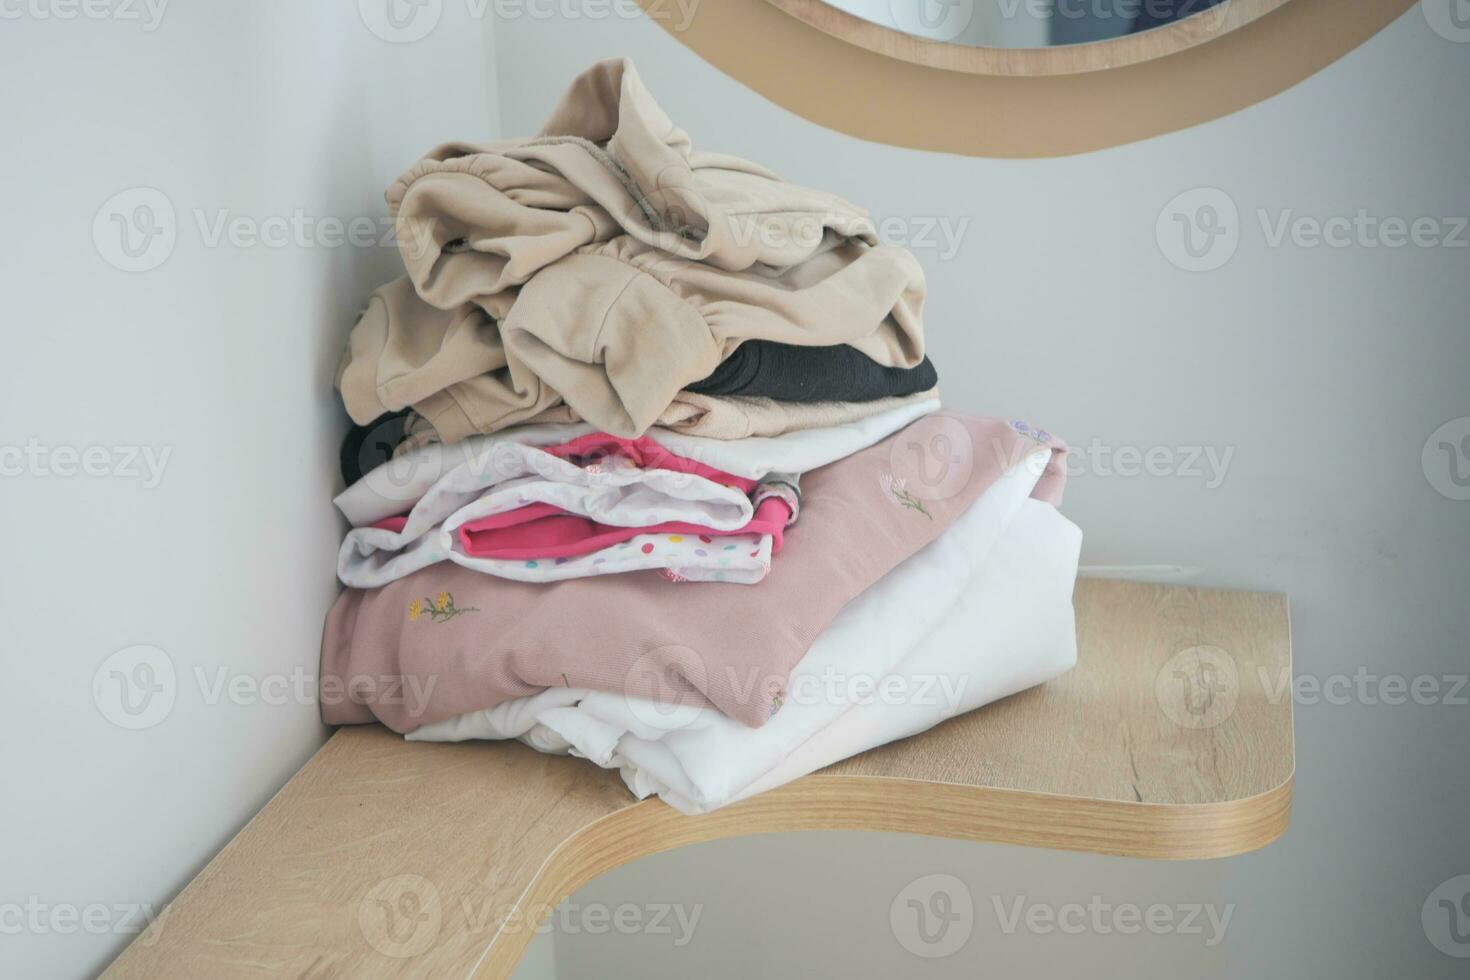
xmin=409 ymin=591 xmax=478 ymax=624
xmin=1009 ymin=419 xmax=1051 ymax=444
xmin=880 ymin=472 xmax=932 ymax=519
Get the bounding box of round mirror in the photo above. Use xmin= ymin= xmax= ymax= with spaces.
xmin=639 ymin=0 xmax=1411 ymax=155
xmin=826 ymin=0 xmax=1232 ymax=48
xmin=768 ymin=0 xmax=1294 ymax=74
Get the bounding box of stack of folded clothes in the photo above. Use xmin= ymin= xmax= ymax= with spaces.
xmin=320 ymin=59 xmax=1083 ymax=814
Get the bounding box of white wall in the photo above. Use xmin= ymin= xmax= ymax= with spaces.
xmin=490 ymin=6 xmax=1470 ymax=979
xmin=0 ymin=4 xmax=500 ymax=977
xmin=4 ymin=4 xmax=1464 ymax=979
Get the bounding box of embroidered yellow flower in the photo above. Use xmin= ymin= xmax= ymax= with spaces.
xmin=409 ymin=590 xmax=479 ymax=624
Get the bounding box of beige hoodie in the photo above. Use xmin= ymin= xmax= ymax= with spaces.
xmin=338 ymin=59 xmax=927 ymax=442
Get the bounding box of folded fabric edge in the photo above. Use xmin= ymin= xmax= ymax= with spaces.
xmin=333 ymin=399 xmax=941 ymax=527
xmin=619 ymin=498 xmax=1081 ymax=813
xmin=403 ymin=452 xmax=1080 ymax=813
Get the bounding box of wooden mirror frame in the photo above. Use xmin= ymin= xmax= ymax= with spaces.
xmin=635 ymin=0 xmax=1418 ymax=157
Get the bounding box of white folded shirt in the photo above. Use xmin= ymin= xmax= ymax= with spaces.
xmin=409 ymin=449 xmax=1082 ymax=814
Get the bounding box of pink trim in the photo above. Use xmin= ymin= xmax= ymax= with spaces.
xmin=457 ymin=496 xmax=792 ymax=560
xmin=543 ymin=432 xmax=758 ymax=493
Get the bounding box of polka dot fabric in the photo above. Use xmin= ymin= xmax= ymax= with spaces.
xmin=458 ymin=528 xmax=775 ymax=585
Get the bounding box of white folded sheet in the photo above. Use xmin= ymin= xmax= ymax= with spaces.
xmin=335 ymin=398 xmax=940 ymax=527
xmin=408 ymin=450 xmax=1081 ymax=814
xmin=729 ymin=497 xmax=1080 ymax=809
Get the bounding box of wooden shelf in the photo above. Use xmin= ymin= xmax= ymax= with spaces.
xmin=103 ymin=579 xmax=1294 ymax=979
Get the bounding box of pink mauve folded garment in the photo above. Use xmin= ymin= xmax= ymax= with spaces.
xmin=319 ymin=413 xmax=1067 ymax=731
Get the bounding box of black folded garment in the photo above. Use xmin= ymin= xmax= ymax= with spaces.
xmin=338 ymin=408 xmax=413 ymax=487
xmin=687 ymin=341 xmax=938 ymax=403
xmin=339 ymin=343 xmax=937 ymax=486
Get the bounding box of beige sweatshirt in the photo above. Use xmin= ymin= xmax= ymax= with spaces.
xmin=337 ymin=59 xmax=927 ymax=442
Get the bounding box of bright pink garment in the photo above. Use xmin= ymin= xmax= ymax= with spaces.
xmin=456 ymin=496 xmax=793 ymax=560
xmin=366 ymin=431 xmax=759 ymax=538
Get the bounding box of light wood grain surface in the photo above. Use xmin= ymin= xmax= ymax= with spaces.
xmin=102 ymin=579 xmax=1293 ymax=980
